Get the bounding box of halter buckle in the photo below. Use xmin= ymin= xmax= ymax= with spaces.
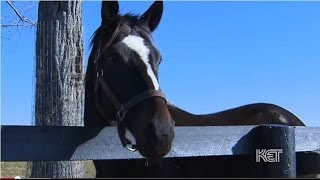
xmin=116 ymin=105 xmax=127 ymax=123
xmin=97 ymin=69 xmax=104 ymax=77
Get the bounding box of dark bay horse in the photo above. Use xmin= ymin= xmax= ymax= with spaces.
xmin=84 ymin=0 xmax=305 ymax=177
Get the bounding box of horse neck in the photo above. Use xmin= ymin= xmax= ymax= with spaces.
xmin=167 ymin=103 xmax=227 ymax=126
xmin=168 ymin=104 xmax=268 ymax=126
xmin=168 ymin=103 xmax=305 ymax=126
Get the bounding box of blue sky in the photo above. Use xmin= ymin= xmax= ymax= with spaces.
xmin=1 ymin=1 xmax=320 ymax=126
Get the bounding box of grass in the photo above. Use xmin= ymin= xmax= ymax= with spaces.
xmin=0 ymin=162 xmax=28 ymax=178
xmin=1 ymin=161 xmax=96 ymax=178
xmin=85 ymin=161 xmax=96 ymax=178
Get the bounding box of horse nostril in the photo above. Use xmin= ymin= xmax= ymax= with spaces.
xmin=160 ymin=135 xmax=168 ymax=147
xmin=145 ymin=122 xmax=158 ymax=145
xmin=141 ymin=121 xmax=173 ymax=159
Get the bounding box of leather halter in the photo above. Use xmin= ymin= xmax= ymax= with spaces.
xmin=94 ymin=21 xmax=167 ymax=152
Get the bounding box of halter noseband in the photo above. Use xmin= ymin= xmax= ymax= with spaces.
xmin=94 ymin=22 xmax=167 ymax=152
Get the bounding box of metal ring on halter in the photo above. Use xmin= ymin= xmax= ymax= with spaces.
xmin=116 ymin=105 xmax=127 ymax=123
xmin=125 ymin=143 xmax=137 ymax=152
xmin=118 ymin=125 xmax=138 ymax=152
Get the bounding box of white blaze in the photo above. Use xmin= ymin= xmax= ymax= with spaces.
xmin=122 ymin=35 xmax=160 ymax=90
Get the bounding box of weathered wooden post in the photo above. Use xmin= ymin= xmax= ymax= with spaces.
xmin=30 ymin=1 xmax=85 ymax=178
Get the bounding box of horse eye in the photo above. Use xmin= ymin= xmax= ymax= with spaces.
xmin=159 ymin=56 xmax=163 ymax=64
xmin=108 ymin=53 xmax=119 ymax=63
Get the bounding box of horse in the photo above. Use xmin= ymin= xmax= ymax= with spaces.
xmin=84 ymin=0 xmax=305 ymax=177
xmin=84 ymin=0 xmax=175 ymax=177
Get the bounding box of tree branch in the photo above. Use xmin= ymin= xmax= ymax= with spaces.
xmin=2 ymin=24 xmax=24 ymax=28
xmin=1 ymin=26 xmax=13 ymax=40
xmin=5 ymin=0 xmax=37 ymax=27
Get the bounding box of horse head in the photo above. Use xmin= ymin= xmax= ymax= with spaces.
xmin=88 ymin=0 xmax=174 ymax=160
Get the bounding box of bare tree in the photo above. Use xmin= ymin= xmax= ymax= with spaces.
xmin=29 ymin=1 xmax=85 ymax=178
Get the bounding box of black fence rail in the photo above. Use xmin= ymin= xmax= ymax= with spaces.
xmin=1 ymin=125 xmax=320 ymax=178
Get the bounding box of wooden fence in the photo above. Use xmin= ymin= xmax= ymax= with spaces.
xmin=1 ymin=125 xmax=320 ymax=178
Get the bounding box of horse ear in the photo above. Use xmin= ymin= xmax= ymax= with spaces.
xmin=101 ymin=0 xmax=119 ymax=23
xmin=140 ymin=1 xmax=163 ymax=32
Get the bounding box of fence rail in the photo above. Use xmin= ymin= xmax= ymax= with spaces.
xmin=1 ymin=125 xmax=320 ymax=177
